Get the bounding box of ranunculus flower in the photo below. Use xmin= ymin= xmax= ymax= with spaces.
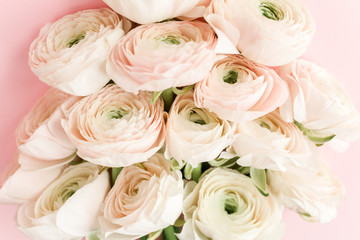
xmin=232 ymin=110 xmax=317 ymax=172
xmin=103 ymin=0 xmax=211 ymax=24
xmin=268 ymin=162 xmax=345 ymax=223
xmin=205 ymin=0 xmax=316 ymax=66
xmin=29 ymin=8 xmax=130 ymax=96
xmin=17 ymin=162 xmax=110 ymax=240
xmin=16 ymin=88 xmax=77 ymax=161
xmin=165 ymin=91 xmax=235 ymax=167
xmin=277 ymin=59 xmax=360 ymax=149
xmin=179 ymin=168 xmax=285 ymax=240
xmin=107 ymin=21 xmax=217 ymax=93
xmin=63 ymin=84 xmax=166 ymax=167
xmin=194 ymin=55 xmax=288 ymax=122
xmin=98 ymin=153 xmax=183 ymax=240
xmin=0 ymin=153 xmax=75 ymax=204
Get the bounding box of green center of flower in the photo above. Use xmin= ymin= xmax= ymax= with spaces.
xmin=260 ymin=121 xmax=271 ymax=130
xmin=223 ymin=70 xmax=238 ymax=84
xmin=259 ymin=2 xmax=284 ymax=21
xmin=162 ymin=36 xmax=181 ymax=45
xmin=67 ymin=34 xmax=85 ymax=48
xmin=224 ymin=196 xmax=238 ymax=215
xmin=189 ymin=109 xmax=207 ymax=125
xmin=108 ymin=109 xmax=127 ymax=120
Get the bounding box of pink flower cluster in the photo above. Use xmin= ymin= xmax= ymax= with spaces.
xmin=1 ymin=1 xmax=360 ymax=240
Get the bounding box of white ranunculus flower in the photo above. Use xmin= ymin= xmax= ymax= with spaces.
xmin=165 ymin=91 xmax=235 ymax=167
xmin=0 ymin=154 xmax=74 ymax=204
xmin=103 ymin=0 xmax=211 ymax=24
xmin=268 ymin=163 xmax=345 ymax=223
xmin=233 ymin=110 xmax=318 ymax=172
xmin=29 ymin=8 xmax=130 ymax=96
xmin=205 ymin=0 xmax=315 ymax=66
xmin=98 ymin=153 xmax=183 ymax=240
xmin=179 ymin=168 xmax=285 ymax=240
xmin=277 ymin=59 xmax=360 ymax=150
xmin=17 ymin=162 xmax=110 ymax=240
xmin=63 ymin=84 xmax=166 ymax=167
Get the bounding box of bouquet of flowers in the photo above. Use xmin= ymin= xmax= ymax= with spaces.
xmin=1 ymin=0 xmax=360 ymax=239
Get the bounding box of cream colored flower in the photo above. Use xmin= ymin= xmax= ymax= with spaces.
xmin=165 ymin=91 xmax=235 ymax=167
xmin=205 ymin=0 xmax=315 ymax=66
xmin=29 ymin=8 xmax=129 ymax=96
xmin=17 ymin=162 xmax=110 ymax=240
xmin=233 ymin=110 xmax=318 ymax=172
xmin=98 ymin=153 xmax=183 ymax=240
xmin=268 ymin=163 xmax=345 ymax=223
xmin=179 ymin=168 xmax=285 ymax=240
xmin=63 ymin=85 xmax=166 ymax=167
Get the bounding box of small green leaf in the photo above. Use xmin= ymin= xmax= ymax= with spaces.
xmin=111 ymin=167 xmax=123 ymax=186
xmin=294 ymin=120 xmax=336 ymax=144
xmin=298 ymin=212 xmax=315 ymax=222
xmin=184 ymin=163 xmax=202 ymax=182
xmin=162 ymin=225 xmax=178 ymax=240
xmin=250 ymin=167 xmax=269 ymax=197
xmin=161 ymin=88 xmax=174 ymax=112
xmin=150 ymin=91 xmax=163 ymax=104
xmin=173 ymin=218 xmax=186 ymax=227
xmin=139 ymin=235 xmax=149 ymax=240
xmin=148 ymin=230 xmax=163 ymax=240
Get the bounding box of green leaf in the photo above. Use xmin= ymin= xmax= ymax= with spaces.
xmin=173 ymin=218 xmax=186 ymax=227
xmin=139 ymin=236 xmax=149 ymax=240
xmin=184 ymin=163 xmax=202 ymax=182
xmin=111 ymin=167 xmax=123 ymax=186
xmin=298 ymin=212 xmax=315 ymax=222
xmin=150 ymin=91 xmax=163 ymax=104
xmin=294 ymin=120 xmax=336 ymax=144
xmin=162 ymin=226 xmax=178 ymax=240
xmin=161 ymin=88 xmax=174 ymax=112
xmin=148 ymin=230 xmax=163 ymax=240
xmin=250 ymin=167 xmax=269 ymax=197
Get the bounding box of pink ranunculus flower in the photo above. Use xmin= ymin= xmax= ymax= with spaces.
xmin=107 ymin=20 xmax=217 ymax=93
xmin=194 ymin=55 xmax=288 ymax=122
xmin=103 ymin=0 xmax=211 ymax=24
xmin=277 ymin=59 xmax=360 ymax=150
xmin=29 ymin=8 xmax=130 ymax=96
xmin=205 ymin=0 xmax=316 ymax=66
xmin=268 ymin=162 xmax=345 ymax=223
xmin=63 ymin=84 xmax=166 ymax=167
xmin=16 ymin=88 xmax=77 ymax=161
xmin=98 ymin=153 xmax=183 ymax=240
xmin=0 ymin=153 xmax=74 ymax=204
xmin=232 ymin=110 xmax=318 ymax=172
xmin=17 ymin=162 xmax=110 ymax=240
xmin=165 ymin=91 xmax=236 ymax=167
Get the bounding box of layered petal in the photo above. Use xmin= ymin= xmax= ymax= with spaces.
xmin=194 ymin=55 xmax=288 ymax=122
xmin=99 ymin=153 xmax=183 ymax=240
xmin=107 ymin=21 xmax=217 ymax=93
xmin=205 ymin=0 xmax=316 ymax=66
xmin=63 ymin=85 xmax=166 ymax=167
xmin=29 ymin=8 xmax=129 ymax=96
xmin=165 ymin=91 xmax=235 ymax=167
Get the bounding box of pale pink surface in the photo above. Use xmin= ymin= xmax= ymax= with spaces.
xmin=0 ymin=0 xmax=359 ymax=239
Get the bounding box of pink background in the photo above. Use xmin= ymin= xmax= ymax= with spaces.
xmin=0 ymin=0 xmax=359 ymax=239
